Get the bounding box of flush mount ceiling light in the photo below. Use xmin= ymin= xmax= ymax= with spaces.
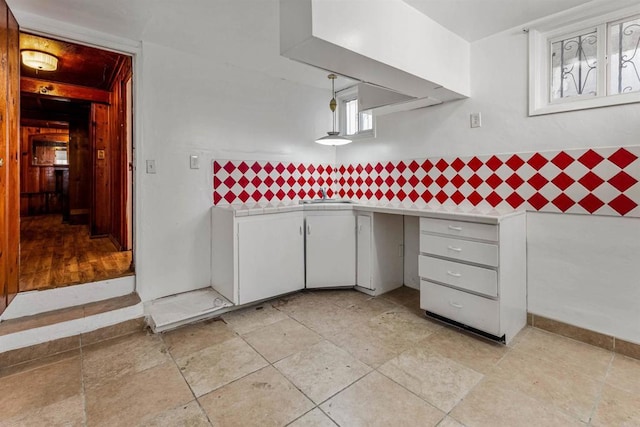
xmin=315 ymin=73 xmax=352 ymax=146
xmin=21 ymin=50 xmax=58 ymax=71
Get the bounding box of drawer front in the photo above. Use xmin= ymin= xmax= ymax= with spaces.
xmin=420 ymin=234 xmax=499 ymax=267
xmin=420 ymin=280 xmax=500 ymax=336
xmin=420 ymin=217 xmax=498 ymax=242
xmin=418 ymin=255 xmax=498 ymax=297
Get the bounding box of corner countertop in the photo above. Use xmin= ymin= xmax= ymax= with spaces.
xmin=211 ymin=200 xmax=525 ymax=224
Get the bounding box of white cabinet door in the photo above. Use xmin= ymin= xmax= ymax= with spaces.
xmin=306 ymin=213 xmax=356 ymax=288
xmin=356 ymin=215 xmax=372 ymax=290
xmin=237 ymin=212 xmax=305 ymax=305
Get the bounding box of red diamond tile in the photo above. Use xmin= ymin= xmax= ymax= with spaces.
xmin=251 ymin=190 xmax=263 ymax=201
xmin=375 ymin=189 xmax=384 ymax=199
xmin=264 ymin=190 xmax=274 ymax=201
xmin=355 ymin=177 xmax=363 ymax=186
xmin=486 ymin=192 xmax=503 ymax=207
xmin=421 ymin=190 xmax=433 ymax=203
xmin=309 ymin=164 xmax=317 ymax=174
xmin=223 ymin=176 xmax=236 ymax=188
xmin=338 ymin=165 xmax=347 ymax=175
xmin=467 ymin=174 xmax=483 ymax=189
xmin=276 ymin=189 xmax=286 ymax=200
xmin=365 ymin=189 xmax=374 ymax=199
xmin=435 ymin=175 xmax=449 ymax=187
xmin=408 ymin=161 xmax=420 ymax=173
xmin=338 ymin=189 xmax=346 ymax=198
xmin=264 ymin=176 xmax=274 ymax=187
xmin=326 ymin=177 xmax=334 ymax=186
xmin=238 ymin=190 xmax=250 ymax=203
xmin=213 ymin=176 xmax=222 ymax=189
xmin=347 ymin=189 xmax=355 ymax=198
xmin=385 ymin=163 xmax=395 ymax=173
xmin=250 ymin=162 xmax=262 ymax=174
xmin=286 ymin=189 xmax=296 ymax=199
xmin=608 ymin=148 xmax=638 ymax=169
xmin=397 ymin=161 xmax=407 ymax=173
xmin=326 ymin=165 xmax=334 ymax=175
xmin=486 ymin=173 xmax=503 ymax=189
xmin=551 ymin=172 xmax=575 ymax=191
xmin=275 ymin=163 xmax=286 ymax=174
xmin=213 ymin=161 xmax=222 ymax=174
xmin=467 ymin=157 xmax=483 ymax=172
xmin=451 ymin=158 xmax=465 ymax=172
xmin=506 ymin=173 xmax=525 ymax=190
xmin=287 ymin=176 xmax=296 ymax=186
xmin=578 ymin=149 xmax=604 ymax=169
xmin=397 ymin=176 xmax=407 ymax=187
xmin=308 ymin=177 xmax=317 ymax=186
xmin=467 ymin=191 xmax=483 ymax=206
xmin=528 ymin=193 xmax=549 ymax=210
xmin=238 ymin=176 xmax=250 ymax=188
xmin=528 ymin=173 xmax=549 ymax=191
xmin=327 ymin=188 xmax=335 ymax=198
xmin=552 ymin=194 xmax=575 ymax=212
xmin=355 ymin=164 xmax=362 ymax=174
xmin=408 ymin=175 xmax=420 ymax=187
xmin=609 ymin=194 xmax=638 ymax=216
xmin=578 ymin=172 xmax=604 ymax=191
xmin=297 ymin=164 xmax=306 ymax=174
xmin=551 ymin=151 xmax=574 ymax=170
xmin=250 ymin=176 xmax=262 ymax=187
xmin=223 ymin=191 xmax=237 ymax=204
xmin=365 ymin=176 xmax=373 ymax=186
xmin=409 ymin=190 xmax=420 ymax=202
xmin=506 ymin=193 xmax=525 ymax=209
xmin=237 ymin=162 xmax=249 ymax=174
xmin=374 ymin=163 xmax=384 ymax=173
xmin=451 ymin=191 xmax=465 ymax=205
xmin=385 ymin=189 xmax=395 ymax=200
xmin=421 ymin=176 xmax=433 ymax=187
xmin=506 ymin=155 xmax=525 ymax=171
xmin=355 ymin=189 xmax=364 ymax=198
xmin=527 ymin=153 xmax=548 ymax=170
xmin=451 ymin=174 xmax=465 ymax=188
xmin=264 ymin=162 xmax=274 ymax=174
xmin=347 ymin=165 xmax=355 ymax=174
xmin=213 ymin=191 xmax=222 ymax=204
xmin=316 ymin=164 xmax=324 ymax=174
xmin=365 ymin=163 xmax=373 ymax=174
xmin=317 ymin=177 xmax=325 ymax=186
xmin=486 ymin=156 xmax=503 ymax=171
xmin=608 ymin=171 xmax=638 ymax=192
xmin=347 ymin=177 xmax=355 ymax=186
xmin=435 ymin=190 xmax=449 ymax=204
xmin=384 ymin=176 xmax=395 ymax=187
xmin=223 ymin=161 xmax=236 ymax=174
xmin=286 ymin=164 xmax=296 ymax=174
xmin=297 ymin=189 xmax=306 ymax=198
xmin=275 ymin=176 xmax=286 ymax=187
xmin=375 ymin=176 xmax=384 ymax=186
xmin=578 ymin=194 xmax=605 ymax=213
xmin=396 ymin=189 xmax=407 ymax=201
xmin=421 ymin=159 xmax=433 ymax=172
xmin=436 ymin=159 xmax=449 ymax=172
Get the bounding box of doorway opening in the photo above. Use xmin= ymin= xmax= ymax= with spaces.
xmin=18 ymin=32 xmax=134 ymax=291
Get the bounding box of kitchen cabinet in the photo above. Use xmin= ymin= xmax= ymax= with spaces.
xmin=356 ymin=213 xmax=404 ymax=296
xmin=418 ymin=214 xmax=526 ymax=344
xmin=211 ymin=210 xmax=305 ymax=305
xmin=305 ymin=211 xmax=355 ymax=288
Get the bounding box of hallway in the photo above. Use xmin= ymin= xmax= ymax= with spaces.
xmin=19 ymin=215 xmax=132 ymax=291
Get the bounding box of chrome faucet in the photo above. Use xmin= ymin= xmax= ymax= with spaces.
xmin=320 ymin=187 xmax=327 ymax=200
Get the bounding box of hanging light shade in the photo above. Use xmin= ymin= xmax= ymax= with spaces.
xmin=21 ymin=50 xmax=58 ymax=71
xmin=315 ymin=74 xmax=352 ymax=146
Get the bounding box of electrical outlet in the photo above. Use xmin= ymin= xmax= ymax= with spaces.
xmin=470 ymin=112 xmax=482 ymax=128
xmin=190 ymin=155 xmax=200 ymax=169
xmin=146 ymin=160 xmax=156 ymax=174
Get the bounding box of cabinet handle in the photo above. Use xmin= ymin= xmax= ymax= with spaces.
xmin=307 ymin=224 xmax=311 ymax=235
xmin=448 ymin=225 xmax=463 ymax=231
xmin=447 ymin=246 xmax=462 ymax=252
xmin=299 ymin=226 xmax=303 ymax=235
xmin=449 ymin=301 xmax=463 ymax=309
xmin=446 ymin=270 xmax=462 ymax=278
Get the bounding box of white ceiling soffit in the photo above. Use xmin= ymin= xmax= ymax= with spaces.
xmin=401 ymin=0 xmax=594 ymax=42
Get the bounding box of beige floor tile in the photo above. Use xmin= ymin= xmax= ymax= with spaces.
xmin=0 ymin=335 xmax=80 ymax=368
xmin=310 ymin=289 xmax=373 ymax=308
xmin=0 ymin=356 xmax=81 ymax=420
xmin=379 ymin=347 xmax=483 ymax=413
xmin=0 ymin=393 xmax=84 ymax=427
xmin=451 ymin=377 xmax=583 ymax=427
xmin=340 ymin=296 xmax=401 ymax=322
xmin=513 ymin=328 xmax=613 ymax=380
xmin=606 ymin=354 xmax=640 ymax=394
xmin=369 ymin=308 xmax=441 ymax=342
xmin=288 ymin=408 xmax=337 ymax=427
xmin=285 ymin=299 xmax=367 ymax=338
xmin=138 ymin=400 xmax=211 ymax=426
xmin=491 ymin=349 xmax=601 ymax=422
xmin=242 ymin=318 xmax=323 ymax=363
xmin=274 ymin=340 xmax=371 ymax=404
xmin=85 ymin=362 xmax=193 ymax=426
xmin=83 ymin=331 xmax=171 ymax=390
xmin=0 ymin=348 xmax=80 ymax=379
xmin=422 ymin=327 xmax=508 ymax=374
xmin=437 ymin=416 xmax=466 ymax=427
xmin=380 ymin=285 xmax=420 ymax=306
xmin=222 ymin=303 xmax=289 ymax=335
xmin=176 ymin=336 xmax=268 ymax=397
xmin=592 ymin=384 xmax=640 ymax=426
xmin=199 ymin=366 xmax=313 ymax=426
xmin=329 ymin=322 xmax=404 ymax=368
xmin=162 ymin=319 xmax=237 ymax=359
xmin=320 ymin=371 xmax=444 ymax=427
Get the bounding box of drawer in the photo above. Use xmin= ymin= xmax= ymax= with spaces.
xmin=420 ymin=217 xmax=498 ymax=242
xmin=420 ymin=234 xmax=499 ymax=267
xmin=418 ymin=255 xmax=498 ymax=297
xmin=420 ymin=280 xmax=500 ymax=336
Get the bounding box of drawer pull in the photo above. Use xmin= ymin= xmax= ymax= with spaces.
xmin=448 ymin=225 xmax=463 ymax=231
xmin=446 ymin=270 xmax=462 ymax=278
xmin=449 ymin=301 xmax=463 ymax=309
xmin=447 ymin=246 xmax=463 ymax=252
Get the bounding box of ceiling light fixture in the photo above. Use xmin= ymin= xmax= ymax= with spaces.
xmin=21 ymin=50 xmax=58 ymax=71
xmin=315 ymin=73 xmax=352 ymax=146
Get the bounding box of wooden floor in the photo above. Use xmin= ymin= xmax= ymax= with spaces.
xmin=19 ymin=215 xmax=133 ymax=292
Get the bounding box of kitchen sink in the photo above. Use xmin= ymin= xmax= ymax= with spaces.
xmin=299 ymin=199 xmax=356 ymax=204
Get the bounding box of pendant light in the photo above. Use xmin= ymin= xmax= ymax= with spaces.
xmin=315 ymin=74 xmax=352 ymax=146
xmin=21 ymin=50 xmax=58 ymax=71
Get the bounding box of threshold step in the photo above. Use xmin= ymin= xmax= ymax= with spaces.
xmin=146 ymin=288 xmax=234 ymax=333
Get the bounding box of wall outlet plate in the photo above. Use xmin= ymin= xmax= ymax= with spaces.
xmin=146 ymin=159 xmax=156 ymax=174
xmin=190 ymin=155 xmax=200 ymax=169
xmin=470 ymin=112 xmax=482 ymax=128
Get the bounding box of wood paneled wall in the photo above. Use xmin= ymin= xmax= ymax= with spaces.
xmin=68 ymin=106 xmax=91 ymax=224
xmin=91 ymin=103 xmax=110 ymax=236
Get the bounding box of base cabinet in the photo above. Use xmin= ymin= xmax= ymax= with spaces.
xmin=212 ymin=209 xmax=305 ymax=305
xmin=305 ymin=211 xmax=355 ymax=288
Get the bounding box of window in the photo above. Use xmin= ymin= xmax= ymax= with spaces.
xmin=337 ymin=87 xmax=375 ymax=139
xmin=529 ymin=6 xmax=640 ymax=115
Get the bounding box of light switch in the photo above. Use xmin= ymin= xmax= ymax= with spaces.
xmin=97 ymin=149 xmax=105 ymax=160
xmin=470 ymin=112 xmax=482 ymax=128
xmin=190 ymin=155 xmax=200 ymax=169
xmin=146 ymin=160 xmax=156 ymax=174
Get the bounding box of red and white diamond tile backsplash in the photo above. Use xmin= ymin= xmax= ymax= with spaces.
xmin=213 ymin=146 xmax=640 ymax=217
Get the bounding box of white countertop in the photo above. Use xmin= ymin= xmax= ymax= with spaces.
xmin=211 ymin=200 xmax=525 ymax=224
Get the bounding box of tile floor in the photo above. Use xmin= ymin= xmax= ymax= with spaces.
xmin=1 ymin=287 xmax=639 ymax=426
